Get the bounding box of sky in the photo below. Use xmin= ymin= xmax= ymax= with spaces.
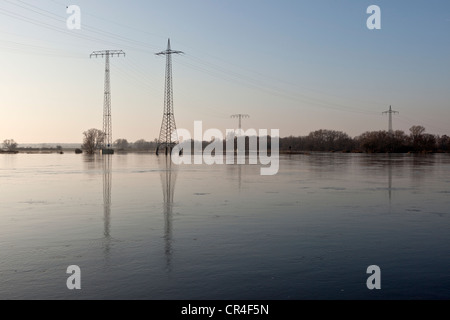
xmin=0 ymin=0 xmax=449 ymax=144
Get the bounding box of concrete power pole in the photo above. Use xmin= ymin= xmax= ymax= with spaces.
xmin=382 ymin=105 xmax=399 ymax=134
xmin=231 ymin=114 xmax=250 ymax=131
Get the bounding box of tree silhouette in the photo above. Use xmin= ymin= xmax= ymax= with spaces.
xmin=114 ymin=139 xmax=129 ymax=150
xmin=82 ymin=129 xmax=104 ymax=154
xmin=3 ymin=139 xmax=18 ymax=152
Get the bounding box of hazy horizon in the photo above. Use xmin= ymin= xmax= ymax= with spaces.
xmin=11 ymin=124 xmax=450 ymax=148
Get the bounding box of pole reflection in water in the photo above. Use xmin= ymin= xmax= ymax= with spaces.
xmin=225 ymin=155 xmax=244 ymax=192
xmin=237 ymin=154 xmax=246 ymax=192
xmin=159 ymin=156 xmax=177 ymax=271
xmin=103 ymin=154 xmax=112 ymax=262
xmin=388 ymin=156 xmax=393 ymax=202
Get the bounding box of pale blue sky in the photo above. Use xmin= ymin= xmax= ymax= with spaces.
xmin=0 ymin=0 xmax=449 ymax=143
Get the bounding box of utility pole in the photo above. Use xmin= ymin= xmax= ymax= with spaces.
xmin=382 ymin=105 xmax=399 ymax=134
xmin=231 ymin=114 xmax=250 ymax=131
xmin=90 ymin=50 xmax=125 ymax=155
xmin=156 ymin=39 xmax=183 ymax=156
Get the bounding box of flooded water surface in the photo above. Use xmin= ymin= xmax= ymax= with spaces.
xmin=0 ymin=153 xmax=449 ymax=300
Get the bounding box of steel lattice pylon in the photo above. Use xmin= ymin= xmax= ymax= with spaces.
xmin=90 ymin=50 xmax=125 ymax=154
xmin=156 ymin=39 xmax=183 ymax=156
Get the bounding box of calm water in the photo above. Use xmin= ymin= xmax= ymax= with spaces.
xmin=0 ymin=153 xmax=449 ymax=300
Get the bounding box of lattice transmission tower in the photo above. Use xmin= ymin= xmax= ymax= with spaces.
xmin=156 ymin=39 xmax=184 ymax=156
xmin=382 ymin=105 xmax=399 ymax=134
xmin=90 ymin=50 xmax=125 ymax=154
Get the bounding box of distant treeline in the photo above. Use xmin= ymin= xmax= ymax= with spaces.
xmin=281 ymin=126 xmax=449 ymax=153
xmin=111 ymin=125 xmax=449 ymax=154
xmin=114 ymin=139 xmax=158 ymax=151
xmin=3 ymin=126 xmax=448 ymax=155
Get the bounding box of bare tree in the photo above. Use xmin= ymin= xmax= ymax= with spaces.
xmin=409 ymin=125 xmax=426 ymax=152
xmin=304 ymin=129 xmax=354 ymax=152
xmin=82 ymin=129 xmax=104 ymax=154
xmin=421 ymin=134 xmax=437 ymax=152
xmin=114 ymin=139 xmax=129 ymax=150
xmin=410 ymin=125 xmax=426 ymax=139
xmin=3 ymin=139 xmax=18 ymax=151
xmin=133 ymin=139 xmax=151 ymax=150
xmin=438 ymin=135 xmax=450 ymax=152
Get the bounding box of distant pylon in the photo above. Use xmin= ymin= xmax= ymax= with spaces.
xmin=382 ymin=105 xmax=399 ymax=134
xmin=231 ymin=114 xmax=250 ymax=130
xmin=156 ymin=39 xmax=184 ymax=156
xmin=90 ymin=50 xmax=126 ymax=154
